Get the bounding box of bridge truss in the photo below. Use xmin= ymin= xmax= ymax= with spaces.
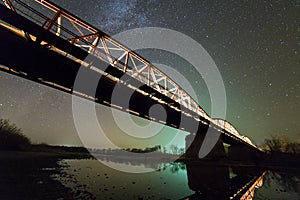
xmin=1 ymin=0 xmax=259 ymax=149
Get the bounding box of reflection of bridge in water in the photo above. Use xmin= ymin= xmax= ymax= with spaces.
xmin=0 ymin=0 xmax=264 ymax=160
xmin=184 ymin=161 xmax=266 ymax=199
xmin=76 ymin=153 xmax=267 ymax=199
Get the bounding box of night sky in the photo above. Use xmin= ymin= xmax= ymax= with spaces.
xmin=0 ymin=0 xmax=299 ymax=148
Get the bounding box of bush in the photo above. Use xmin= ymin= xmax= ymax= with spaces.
xmin=263 ymin=134 xmax=300 ymax=154
xmin=0 ymin=119 xmax=31 ymax=151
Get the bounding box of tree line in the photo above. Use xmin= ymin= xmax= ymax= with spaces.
xmin=1 ymin=118 xmax=299 ymax=156
xmin=0 ymin=119 xmax=31 ymax=150
xmin=263 ymin=134 xmax=300 ymax=154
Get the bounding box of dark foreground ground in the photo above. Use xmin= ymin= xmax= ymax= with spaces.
xmin=0 ymin=149 xmax=176 ymax=200
xmin=1 ymin=148 xmax=300 ymax=200
xmin=0 ymin=151 xmax=93 ymax=200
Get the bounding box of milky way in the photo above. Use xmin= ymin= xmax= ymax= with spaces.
xmin=0 ymin=0 xmax=299 ymax=147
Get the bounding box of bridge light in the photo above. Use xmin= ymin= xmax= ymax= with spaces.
xmin=171 ymin=124 xmax=177 ymax=128
xmin=194 ymin=117 xmax=200 ymax=121
xmin=158 ymin=120 xmax=166 ymax=124
xmin=126 ymin=109 xmax=139 ymax=116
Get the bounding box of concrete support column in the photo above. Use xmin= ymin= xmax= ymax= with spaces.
xmin=185 ymin=126 xmax=226 ymax=160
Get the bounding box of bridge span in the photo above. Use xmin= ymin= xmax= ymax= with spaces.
xmin=0 ymin=0 xmax=264 ymax=159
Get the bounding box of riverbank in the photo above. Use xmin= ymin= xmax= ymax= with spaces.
xmin=0 ymin=150 xmax=93 ymax=200
xmin=2 ymin=145 xmax=300 ymax=199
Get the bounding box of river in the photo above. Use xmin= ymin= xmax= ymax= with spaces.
xmin=50 ymin=158 xmax=300 ymax=199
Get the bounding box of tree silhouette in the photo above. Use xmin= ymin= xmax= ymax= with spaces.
xmin=263 ymin=134 xmax=300 ymax=153
xmin=0 ymin=119 xmax=31 ymax=150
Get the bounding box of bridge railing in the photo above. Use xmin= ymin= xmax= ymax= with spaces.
xmin=4 ymin=0 xmax=211 ymax=122
xmin=212 ymin=119 xmax=259 ymax=148
xmin=2 ymin=0 xmax=259 ymax=149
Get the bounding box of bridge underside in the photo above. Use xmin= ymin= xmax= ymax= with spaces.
xmin=0 ymin=4 xmax=261 ymax=159
xmin=0 ymin=17 xmax=205 ymax=133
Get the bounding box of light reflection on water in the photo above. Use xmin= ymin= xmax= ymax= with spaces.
xmin=56 ymin=159 xmax=192 ymax=200
xmin=54 ymin=159 xmax=300 ymax=200
xmin=255 ymin=171 xmax=300 ymax=200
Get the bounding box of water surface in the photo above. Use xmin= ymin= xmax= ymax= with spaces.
xmin=53 ymin=158 xmax=300 ymax=199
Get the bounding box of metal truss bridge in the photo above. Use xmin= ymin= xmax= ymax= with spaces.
xmin=0 ymin=0 xmax=262 ymax=153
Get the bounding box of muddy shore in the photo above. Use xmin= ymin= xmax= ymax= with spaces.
xmin=0 ymin=151 xmax=92 ymax=200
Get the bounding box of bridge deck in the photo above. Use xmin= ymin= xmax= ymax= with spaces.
xmin=0 ymin=1 xmax=262 ymax=152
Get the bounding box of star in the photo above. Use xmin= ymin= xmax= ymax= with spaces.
xmin=0 ymin=0 xmax=299 ymax=147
